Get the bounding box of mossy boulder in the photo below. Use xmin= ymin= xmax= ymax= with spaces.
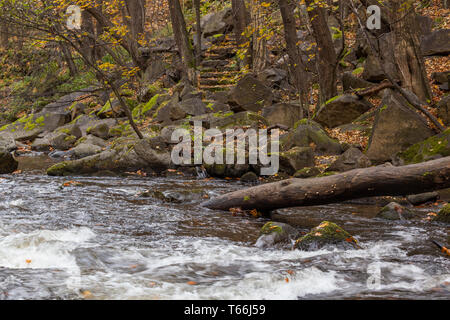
xmin=240 ymin=171 xmax=259 ymax=182
xmin=433 ymin=203 xmax=450 ymax=223
xmin=209 ymin=111 xmax=269 ymax=130
xmin=366 ymin=90 xmax=434 ymax=164
xmin=314 ymin=94 xmax=373 ymax=128
xmin=87 ymin=122 xmax=111 ymax=139
xmin=376 ymin=202 xmax=419 ymax=221
xmin=229 ymin=74 xmax=274 ymax=112
xmin=255 ymin=222 xmax=301 ymax=248
xmin=279 ymin=147 xmax=315 ymax=175
xmin=294 ymin=221 xmax=360 ymax=251
xmin=395 ymin=128 xmax=450 ymax=165
xmin=326 ymin=147 xmax=371 ymax=172
xmin=0 ymin=150 xmax=18 ymax=174
xmin=262 ymin=103 xmax=305 ymax=128
xmin=281 ymin=120 xmax=343 ymax=155
xmin=293 ymin=167 xmax=321 ymax=178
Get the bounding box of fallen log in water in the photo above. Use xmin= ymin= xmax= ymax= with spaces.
xmin=202 ymin=157 xmax=450 ymax=211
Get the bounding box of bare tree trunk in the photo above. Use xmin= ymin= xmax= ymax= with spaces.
xmin=123 ymin=0 xmax=148 ymax=71
xmin=60 ymin=43 xmax=78 ymax=76
xmin=232 ymin=0 xmax=252 ymax=68
xmin=390 ymin=0 xmax=432 ymax=101
xmin=278 ymin=0 xmax=309 ymax=109
xmin=167 ymin=0 xmax=196 ymax=82
xmin=193 ymin=0 xmax=202 ymax=66
xmin=305 ymin=0 xmax=338 ymax=105
xmin=203 ymin=157 xmax=450 ymax=211
xmin=0 ymin=20 xmax=9 ymax=48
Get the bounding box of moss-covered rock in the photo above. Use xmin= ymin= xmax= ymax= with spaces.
xmin=209 ymin=111 xmax=269 ymax=130
xmin=433 ymin=203 xmax=450 ymax=223
xmin=279 ymin=147 xmax=315 ymax=175
xmin=293 ymin=167 xmax=321 ymax=178
xmin=255 ymin=222 xmax=300 ymax=248
xmin=281 ymin=120 xmax=343 ymax=155
xmin=395 ymin=128 xmax=450 ymax=165
xmin=294 ymin=221 xmax=360 ymax=251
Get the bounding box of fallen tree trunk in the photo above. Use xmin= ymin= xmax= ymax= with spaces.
xmin=202 ymin=157 xmax=450 ymax=211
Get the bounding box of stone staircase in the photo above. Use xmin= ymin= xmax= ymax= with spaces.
xmin=198 ymin=34 xmax=240 ymax=93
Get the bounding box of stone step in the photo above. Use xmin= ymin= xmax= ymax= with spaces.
xmin=199 ymin=78 xmax=236 ymax=86
xmin=199 ymin=65 xmax=239 ymax=72
xmin=200 ymin=71 xmax=239 ymax=79
xmin=200 ymin=59 xmax=230 ymax=69
xmin=198 ymin=84 xmax=235 ymax=92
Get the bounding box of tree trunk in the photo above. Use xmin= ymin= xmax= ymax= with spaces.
xmin=203 ymin=157 xmax=450 ymax=211
xmin=390 ymin=0 xmax=432 ymax=101
xmin=167 ymin=0 xmax=196 ymax=82
xmin=193 ymin=0 xmax=202 ymax=66
xmin=232 ymin=0 xmax=252 ymax=68
xmin=305 ymin=0 xmax=338 ymax=104
xmin=123 ymin=0 xmax=148 ymax=71
xmin=278 ymin=0 xmax=309 ymax=108
xmin=0 ymin=20 xmax=9 ymax=48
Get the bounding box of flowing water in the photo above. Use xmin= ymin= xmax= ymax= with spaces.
xmin=0 ymin=155 xmax=448 ymax=300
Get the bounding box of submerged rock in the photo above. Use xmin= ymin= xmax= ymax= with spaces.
xmin=255 ymin=222 xmax=300 ymax=249
xmin=294 ymin=221 xmax=360 ymax=251
xmin=376 ymin=202 xmax=419 ymax=221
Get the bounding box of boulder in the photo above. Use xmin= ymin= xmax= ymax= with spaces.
xmin=366 ymin=90 xmax=434 ymax=164
xmin=395 ymin=128 xmax=450 ymax=165
xmin=74 ymin=115 xmax=118 ymax=137
xmin=0 ymin=133 xmax=16 ymax=152
xmin=86 ymin=122 xmax=112 ymax=139
xmin=257 ymin=68 xmax=288 ymax=89
xmin=294 ymin=221 xmax=360 ymax=251
xmin=48 ymin=132 xmax=77 ymax=150
xmin=362 ymin=32 xmax=399 ymax=82
xmin=281 ymin=120 xmax=343 ymax=155
xmin=71 ymin=142 xmax=103 ymax=159
xmin=56 ymin=123 xmax=82 ymax=139
xmin=293 ymin=167 xmax=321 ymax=178
xmin=376 ymin=202 xmax=419 ymax=221
xmin=314 ymin=95 xmax=373 ymax=128
xmin=437 ymin=95 xmax=450 ymax=126
xmin=179 ymin=98 xmax=207 ymax=116
xmin=326 ymin=147 xmax=371 ymax=172
xmin=47 ymin=140 xmax=148 ymax=176
xmin=0 ymin=149 xmax=18 ymax=174
xmin=1 ymin=112 xmax=68 ymax=142
xmin=342 ymin=72 xmax=373 ymax=91
xmin=201 ymin=7 xmax=233 ymax=38
xmin=240 ymin=171 xmax=259 ymax=183
xmin=229 ymin=75 xmax=274 ymax=112
xmin=206 ymin=101 xmax=231 ymax=113
xmin=262 ymin=103 xmax=305 ymax=128
xmin=205 ymin=163 xmax=249 ymax=178
xmin=432 ymin=203 xmax=450 ymax=223
xmin=280 ymin=147 xmax=315 ymax=174
xmin=421 ymin=29 xmax=450 ymax=56
xmin=255 ymin=222 xmax=301 ymax=249
xmin=406 ymin=192 xmax=439 ymax=206
xmin=133 ymin=138 xmax=172 ymax=172
xmin=209 ymin=111 xmax=269 ymax=130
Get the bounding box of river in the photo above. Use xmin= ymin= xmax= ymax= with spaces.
xmin=0 ymin=155 xmax=448 ymax=300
